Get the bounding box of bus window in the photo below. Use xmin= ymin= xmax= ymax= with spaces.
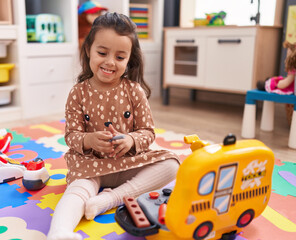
xmin=41 ymin=23 xmax=45 ymax=31
xmin=213 ymin=194 xmax=231 ymax=214
xmin=48 ymin=23 xmax=51 ymax=32
xmin=198 ymin=172 xmax=215 ymax=195
xmin=53 ymin=23 xmax=57 ymax=33
xmin=217 ymin=165 xmax=237 ymax=191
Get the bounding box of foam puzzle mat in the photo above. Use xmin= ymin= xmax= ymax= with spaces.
xmin=0 ymin=120 xmax=295 ymax=240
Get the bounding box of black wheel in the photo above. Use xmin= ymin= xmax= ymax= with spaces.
xmin=236 ymin=209 xmax=254 ymax=228
xmin=193 ymin=221 xmax=213 ymax=240
xmin=221 ymin=231 xmax=237 ymax=240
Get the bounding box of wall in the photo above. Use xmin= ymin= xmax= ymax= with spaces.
xmin=195 ymin=0 xmax=277 ymax=26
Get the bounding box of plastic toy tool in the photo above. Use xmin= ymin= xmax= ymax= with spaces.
xmin=0 ymin=153 xmax=50 ymax=190
xmin=115 ymin=134 xmax=275 ymax=240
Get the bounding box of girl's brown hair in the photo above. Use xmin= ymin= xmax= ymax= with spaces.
xmin=78 ymin=12 xmax=151 ymax=98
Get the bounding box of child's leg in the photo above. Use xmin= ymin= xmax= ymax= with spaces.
xmin=85 ymin=159 xmax=179 ymax=220
xmin=47 ymin=178 xmax=100 ymax=240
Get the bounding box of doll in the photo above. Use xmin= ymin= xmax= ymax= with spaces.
xmin=257 ymin=40 xmax=296 ymax=95
xmin=78 ymin=1 xmax=107 ymax=48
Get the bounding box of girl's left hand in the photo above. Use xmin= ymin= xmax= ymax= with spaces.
xmin=108 ymin=124 xmax=134 ymax=158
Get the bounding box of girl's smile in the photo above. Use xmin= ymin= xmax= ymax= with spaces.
xmin=100 ymin=67 xmax=115 ymax=75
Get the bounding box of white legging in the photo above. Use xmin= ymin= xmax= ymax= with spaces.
xmin=47 ymin=159 xmax=179 ymax=239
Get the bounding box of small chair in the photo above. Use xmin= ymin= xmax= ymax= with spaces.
xmin=241 ymin=89 xmax=296 ymax=149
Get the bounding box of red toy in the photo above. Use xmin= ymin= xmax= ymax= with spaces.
xmin=0 ymin=129 xmax=12 ymax=153
xmin=0 ymin=153 xmax=50 ymax=190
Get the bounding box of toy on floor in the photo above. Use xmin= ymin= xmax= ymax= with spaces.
xmin=0 ymin=151 xmax=26 ymax=183
xmin=0 ymin=129 xmax=12 ymax=153
xmin=257 ymin=41 xmax=296 ymax=95
xmin=115 ymin=134 xmax=274 ymax=240
xmin=22 ymin=158 xmax=50 ymax=190
xmin=0 ymin=153 xmax=50 ymax=190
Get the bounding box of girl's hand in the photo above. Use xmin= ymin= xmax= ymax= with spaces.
xmin=83 ymin=131 xmax=114 ymax=153
xmin=108 ymin=124 xmax=134 ymax=158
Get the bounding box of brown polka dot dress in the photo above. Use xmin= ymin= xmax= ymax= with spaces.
xmin=64 ymin=78 xmax=180 ymax=184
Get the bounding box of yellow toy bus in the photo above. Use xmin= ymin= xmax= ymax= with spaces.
xmin=115 ymin=134 xmax=274 ymax=240
xmin=165 ymin=134 xmax=274 ymax=240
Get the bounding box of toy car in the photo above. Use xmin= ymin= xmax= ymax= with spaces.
xmin=115 ymin=134 xmax=274 ymax=240
xmin=22 ymin=158 xmax=50 ymax=190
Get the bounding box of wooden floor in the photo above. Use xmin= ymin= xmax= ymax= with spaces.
xmin=1 ymin=89 xmax=295 ymax=163
xmin=149 ymin=89 xmax=296 ymax=163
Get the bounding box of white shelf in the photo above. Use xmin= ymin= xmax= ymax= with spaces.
xmin=24 ymin=42 xmax=78 ymax=57
xmin=0 ymin=25 xmax=17 ymax=39
xmin=163 ymin=26 xmax=282 ymax=99
xmin=0 ymin=0 xmax=79 ymax=121
xmin=0 ymin=106 xmax=22 ymax=123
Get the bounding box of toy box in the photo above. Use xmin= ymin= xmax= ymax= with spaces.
xmin=0 ymin=85 xmax=16 ymax=105
xmin=0 ymin=63 xmax=14 ymax=83
xmin=0 ymin=40 xmax=13 ymax=58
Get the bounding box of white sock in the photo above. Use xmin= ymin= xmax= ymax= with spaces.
xmin=85 ymin=189 xmax=119 ymax=220
xmin=47 ymin=192 xmax=85 ymax=240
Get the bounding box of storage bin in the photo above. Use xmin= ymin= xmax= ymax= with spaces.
xmin=0 ymin=63 xmax=14 ymax=83
xmin=0 ymin=40 xmax=13 ymax=58
xmin=0 ymin=85 xmax=16 ymax=105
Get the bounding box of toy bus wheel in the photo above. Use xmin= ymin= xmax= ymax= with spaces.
xmin=236 ymin=209 xmax=254 ymax=228
xmin=193 ymin=221 xmax=213 ymax=240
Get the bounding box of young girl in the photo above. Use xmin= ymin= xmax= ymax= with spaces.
xmin=47 ymin=12 xmax=180 ymax=240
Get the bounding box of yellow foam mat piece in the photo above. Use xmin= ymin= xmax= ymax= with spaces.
xmin=45 ymin=163 xmax=67 ymax=186
xmin=30 ymin=124 xmax=62 ymax=134
xmin=262 ymin=205 xmax=296 ymax=232
xmin=75 ymin=209 xmax=125 ymax=240
xmin=37 ymin=192 xmax=63 ymax=212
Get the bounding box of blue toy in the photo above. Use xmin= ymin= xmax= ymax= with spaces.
xmin=26 ymin=14 xmax=64 ymax=43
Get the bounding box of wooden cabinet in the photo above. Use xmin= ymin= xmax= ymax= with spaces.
xmin=0 ymin=0 xmax=78 ymax=122
xmin=164 ymin=29 xmax=207 ymax=87
xmin=204 ymin=32 xmax=256 ymax=92
xmin=163 ymin=26 xmax=282 ymax=104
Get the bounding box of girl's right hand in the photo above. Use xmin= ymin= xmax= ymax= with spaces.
xmin=83 ymin=131 xmax=114 ymax=153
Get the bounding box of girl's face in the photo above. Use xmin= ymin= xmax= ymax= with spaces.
xmin=89 ymin=28 xmax=132 ymax=90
